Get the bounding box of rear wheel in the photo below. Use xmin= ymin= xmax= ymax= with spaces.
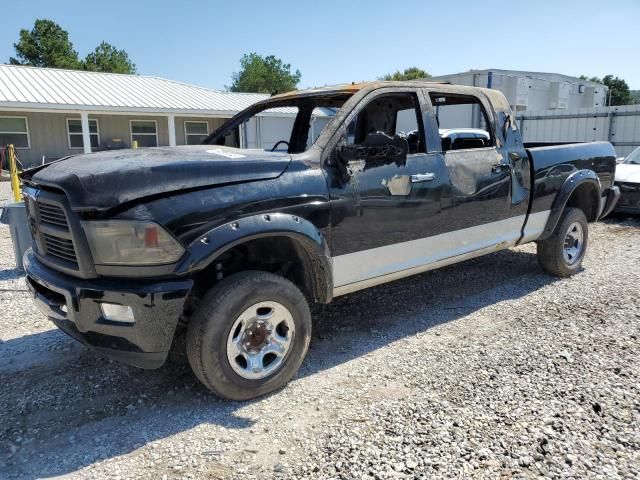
xmin=537 ymin=207 xmax=589 ymax=277
xmin=186 ymin=271 xmax=311 ymax=400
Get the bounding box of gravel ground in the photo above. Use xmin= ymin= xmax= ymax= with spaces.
xmin=0 ymin=180 xmax=13 ymax=203
xmin=0 ymin=193 xmax=638 ymax=479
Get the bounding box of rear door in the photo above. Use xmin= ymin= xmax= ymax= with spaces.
xmin=424 ymin=90 xmax=514 ymax=230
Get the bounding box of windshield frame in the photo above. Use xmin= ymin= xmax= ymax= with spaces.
xmin=203 ymin=91 xmax=354 ymax=153
xmin=624 ymin=147 xmax=640 ymax=165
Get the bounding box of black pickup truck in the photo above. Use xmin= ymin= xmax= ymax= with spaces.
xmin=22 ymin=81 xmax=619 ymax=400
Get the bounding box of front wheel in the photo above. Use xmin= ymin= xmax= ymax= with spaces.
xmin=186 ymin=271 xmax=311 ymax=400
xmin=536 ymin=207 xmax=589 ymax=277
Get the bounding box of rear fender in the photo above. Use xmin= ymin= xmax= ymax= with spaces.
xmin=538 ymin=170 xmax=600 ymax=241
xmin=179 ymin=213 xmax=333 ymax=302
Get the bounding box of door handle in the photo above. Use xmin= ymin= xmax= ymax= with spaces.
xmin=410 ymin=173 xmax=436 ymax=183
xmin=491 ymin=164 xmax=511 ymax=173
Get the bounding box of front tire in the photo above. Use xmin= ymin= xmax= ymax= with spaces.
xmin=186 ymin=271 xmax=311 ymax=400
xmin=537 ymin=207 xmax=589 ymax=277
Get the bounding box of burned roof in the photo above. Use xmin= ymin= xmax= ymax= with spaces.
xmin=261 ymin=81 xmax=511 ymax=115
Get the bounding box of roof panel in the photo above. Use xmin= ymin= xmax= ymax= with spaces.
xmin=0 ymin=68 xmax=30 ymax=102
xmin=33 ymin=68 xmax=72 ymax=104
xmin=39 ymin=68 xmax=77 ymax=105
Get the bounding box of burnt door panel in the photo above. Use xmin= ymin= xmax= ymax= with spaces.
xmin=327 ymin=151 xmax=449 ymax=286
xmin=329 ymin=152 xmax=449 ymax=255
xmin=425 ymin=90 xmax=514 ymax=231
xmin=443 ymin=147 xmax=513 ymax=231
xmin=324 ymin=88 xmax=450 ymax=288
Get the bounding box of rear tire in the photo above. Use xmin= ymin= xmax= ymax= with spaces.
xmin=186 ymin=271 xmax=311 ymax=400
xmin=537 ymin=207 xmax=588 ymax=277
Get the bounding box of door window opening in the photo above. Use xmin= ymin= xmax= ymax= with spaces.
xmin=346 ymin=92 xmax=425 ymax=154
xmin=429 ymin=93 xmax=493 ymax=152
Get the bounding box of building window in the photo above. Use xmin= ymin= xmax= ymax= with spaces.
xmin=130 ymin=120 xmax=158 ymax=147
xmin=0 ymin=116 xmax=30 ymax=149
xmin=67 ymin=118 xmax=100 ymax=149
xmin=184 ymin=121 xmax=209 ymax=145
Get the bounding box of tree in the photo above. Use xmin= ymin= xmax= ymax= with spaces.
xmin=601 ymin=75 xmax=634 ymax=106
xmin=83 ymin=41 xmax=136 ymax=74
xmin=579 ymin=74 xmax=635 ymax=105
xmin=380 ymin=67 xmax=431 ymax=81
xmin=10 ymin=19 xmax=80 ymax=69
xmin=10 ymin=19 xmax=137 ymax=74
xmin=228 ymin=53 xmax=301 ymax=94
xmin=579 ymin=74 xmax=601 ymax=83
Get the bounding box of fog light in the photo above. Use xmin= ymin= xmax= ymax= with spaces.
xmin=100 ymin=303 xmax=135 ymax=323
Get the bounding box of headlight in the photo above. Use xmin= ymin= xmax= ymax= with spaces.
xmin=82 ymin=220 xmax=184 ymax=265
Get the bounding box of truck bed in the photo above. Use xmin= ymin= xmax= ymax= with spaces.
xmin=526 ymin=141 xmax=617 ymax=220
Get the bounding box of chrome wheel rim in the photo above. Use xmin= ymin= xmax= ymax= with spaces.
xmin=226 ymin=301 xmax=295 ymax=380
xmin=563 ymin=222 xmax=584 ymax=265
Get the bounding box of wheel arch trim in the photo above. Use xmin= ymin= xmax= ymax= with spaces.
xmin=538 ymin=169 xmax=600 ymax=241
xmin=180 ymin=213 xmax=333 ymax=303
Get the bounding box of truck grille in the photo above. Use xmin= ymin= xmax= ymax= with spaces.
xmin=24 ymin=194 xmax=79 ymax=267
xmin=43 ymin=233 xmax=77 ymax=263
xmin=38 ymin=203 xmax=69 ymax=227
xmin=23 ymin=197 xmax=37 ymax=238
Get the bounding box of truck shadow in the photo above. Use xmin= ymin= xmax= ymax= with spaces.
xmin=602 ymin=212 xmax=640 ymax=226
xmin=0 ymin=267 xmax=24 ymax=281
xmin=0 ymin=247 xmax=559 ymax=479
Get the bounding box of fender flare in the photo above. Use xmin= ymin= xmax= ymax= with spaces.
xmin=538 ymin=169 xmax=600 ymax=241
xmin=179 ymin=213 xmax=333 ymax=303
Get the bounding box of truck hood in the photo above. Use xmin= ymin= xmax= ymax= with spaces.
xmin=615 ymin=163 xmax=640 ymax=183
xmin=26 ymin=145 xmax=291 ymax=211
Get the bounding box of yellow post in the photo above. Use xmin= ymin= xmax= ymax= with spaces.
xmin=132 ymin=140 xmax=138 ymax=149
xmin=7 ymin=144 xmax=21 ymax=202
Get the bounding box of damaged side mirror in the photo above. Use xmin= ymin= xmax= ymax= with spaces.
xmin=337 ymin=132 xmax=408 ymax=164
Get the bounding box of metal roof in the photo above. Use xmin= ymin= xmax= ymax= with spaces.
xmin=0 ymin=64 xmax=270 ymax=115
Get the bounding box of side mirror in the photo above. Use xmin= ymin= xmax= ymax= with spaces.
xmin=338 ymin=132 xmax=408 ymax=164
xmin=337 ymin=144 xmax=360 ymax=163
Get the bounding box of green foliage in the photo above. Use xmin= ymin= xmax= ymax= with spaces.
xmin=10 ymin=19 xmax=136 ymax=74
xmin=10 ymin=19 xmax=80 ymax=69
xmin=228 ymin=53 xmax=301 ymax=94
xmin=579 ymin=74 xmax=600 ymax=83
xmin=380 ymin=67 xmax=431 ymax=81
xmin=579 ymin=74 xmax=635 ymax=105
xmin=602 ymin=75 xmax=635 ymax=105
xmin=83 ymin=42 xmax=136 ymax=74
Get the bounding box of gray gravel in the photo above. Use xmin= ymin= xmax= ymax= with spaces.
xmin=0 ymin=209 xmax=638 ymax=479
xmin=0 ymin=180 xmax=12 ymax=203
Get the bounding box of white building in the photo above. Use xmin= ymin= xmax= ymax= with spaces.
xmin=0 ymin=64 xmax=310 ymax=168
xmin=429 ymin=68 xmax=640 ymax=156
xmin=430 ymin=69 xmax=608 ymax=112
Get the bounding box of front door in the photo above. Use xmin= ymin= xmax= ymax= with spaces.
xmin=323 ymin=89 xmax=449 ymax=288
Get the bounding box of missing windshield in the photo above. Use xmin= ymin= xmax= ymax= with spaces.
xmin=205 ymin=93 xmax=352 ymax=154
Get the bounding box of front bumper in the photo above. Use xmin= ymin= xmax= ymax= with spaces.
xmin=24 ymin=250 xmax=193 ymax=369
xmin=614 ymin=182 xmax=640 ymax=214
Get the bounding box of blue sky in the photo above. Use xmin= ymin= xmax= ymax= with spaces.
xmin=1 ymin=0 xmax=638 ymax=89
